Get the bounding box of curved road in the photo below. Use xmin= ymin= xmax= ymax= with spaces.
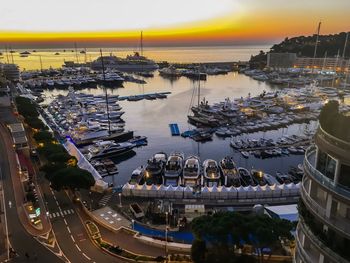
xmin=0 ymin=131 xmax=62 ymax=263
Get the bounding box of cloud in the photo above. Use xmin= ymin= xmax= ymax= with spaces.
xmin=0 ymin=0 xmax=239 ymax=31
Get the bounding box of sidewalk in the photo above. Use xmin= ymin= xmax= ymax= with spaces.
xmin=0 ymin=123 xmax=51 ymax=236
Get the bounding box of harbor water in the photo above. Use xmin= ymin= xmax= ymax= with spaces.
xmin=41 ymin=71 xmax=313 ymax=186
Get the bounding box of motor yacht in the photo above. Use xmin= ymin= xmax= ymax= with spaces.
xmin=163 ymin=152 xmax=184 ymax=186
xmin=219 ymin=156 xmax=240 ymax=187
xmin=87 ymin=140 xmax=135 ymax=160
xmin=251 ymin=169 xmax=268 ymax=186
xmin=238 ymin=167 xmax=255 ymax=186
xmin=130 ymin=166 xmax=146 ymax=185
xmin=182 ymin=155 xmax=201 ymax=186
xmin=276 ymin=172 xmax=293 ymax=184
xmin=144 ymin=152 xmax=167 ymax=185
xmin=202 ymin=159 xmax=221 ymax=187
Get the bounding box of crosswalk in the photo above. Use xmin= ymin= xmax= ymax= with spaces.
xmin=98 ymin=193 xmax=113 ymax=207
xmin=49 ymin=209 xmax=75 ymax=219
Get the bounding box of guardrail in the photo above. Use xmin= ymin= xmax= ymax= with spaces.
xmin=318 ymin=126 xmax=350 ymax=151
xmin=298 ymin=219 xmax=349 ymax=263
xmin=304 ymin=146 xmax=350 ymax=199
xmin=300 ymin=182 xmax=350 ymax=238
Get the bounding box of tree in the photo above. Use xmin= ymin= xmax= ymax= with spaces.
xmin=191 ymin=239 xmax=206 ymax=263
xmin=49 ymin=167 xmax=95 ymax=191
xmin=191 ymin=212 xmax=294 ymax=262
xmin=33 ymin=131 xmax=54 ymax=142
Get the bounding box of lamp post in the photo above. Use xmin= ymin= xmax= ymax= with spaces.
xmin=118 ymin=193 xmax=122 ymax=207
xmin=165 ymin=212 xmax=168 ymax=261
xmin=131 ymin=219 xmax=135 ymax=230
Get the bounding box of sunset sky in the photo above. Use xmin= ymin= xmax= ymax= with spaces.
xmin=1 ymin=0 xmax=349 ymax=48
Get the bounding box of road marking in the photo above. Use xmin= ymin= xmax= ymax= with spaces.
xmin=75 ymin=244 xmax=81 ymax=252
xmin=55 ymin=200 xmax=59 ymax=206
xmin=63 ymin=219 xmax=68 ymax=225
xmin=63 ymin=210 xmax=67 ymax=215
xmin=60 ymin=212 xmax=64 ymax=217
xmin=70 ymin=235 xmax=75 ymax=242
xmin=67 ymin=226 xmax=71 ymax=234
xmin=82 ymin=253 xmax=91 ymax=260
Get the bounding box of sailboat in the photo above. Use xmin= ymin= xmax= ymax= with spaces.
xmin=186 ymin=75 xmax=215 ymax=141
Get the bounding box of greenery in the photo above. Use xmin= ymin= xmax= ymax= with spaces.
xmin=191 ymin=212 xmax=294 ymax=263
xmin=15 ymin=96 xmax=95 ymax=191
xmin=319 ymin=100 xmax=350 ymax=142
xmin=250 ymin=31 xmax=350 ymax=68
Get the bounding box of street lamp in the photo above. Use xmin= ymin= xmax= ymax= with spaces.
xmin=165 ymin=212 xmax=168 ymax=260
xmin=118 ymin=193 xmax=122 ymax=207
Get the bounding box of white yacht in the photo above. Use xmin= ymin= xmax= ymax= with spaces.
xmin=91 ymin=53 xmax=158 ymax=72
xmin=163 ymin=152 xmax=184 ymax=186
xmin=182 ymin=155 xmax=201 ymax=186
xmin=202 ymin=159 xmax=221 ymax=187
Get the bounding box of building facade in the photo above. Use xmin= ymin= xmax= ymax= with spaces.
xmin=294 ymin=57 xmax=350 ymax=72
xmin=295 ymin=126 xmax=350 ymax=263
xmin=267 ymin=53 xmax=297 ymax=69
xmin=267 ymin=52 xmax=350 ymax=72
xmin=0 ymin=63 xmax=20 ymax=81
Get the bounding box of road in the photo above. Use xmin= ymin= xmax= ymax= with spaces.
xmin=40 ymin=180 xmax=123 ymax=263
xmin=0 ymin=128 xmax=62 ymax=263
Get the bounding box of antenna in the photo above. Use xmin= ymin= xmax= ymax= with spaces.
xmin=100 ymin=48 xmax=111 ymax=135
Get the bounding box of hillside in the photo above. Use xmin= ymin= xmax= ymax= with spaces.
xmin=250 ymin=31 xmax=350 ymax=68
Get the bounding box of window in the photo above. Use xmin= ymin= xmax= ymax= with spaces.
xmin=316 ymin=150 xmax=336 ymax=180
xmin=338 ymin=164 xmax=350 ymax=189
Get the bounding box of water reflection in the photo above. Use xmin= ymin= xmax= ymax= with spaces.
xmin=43 ymin=72 xmax=308 ymax=185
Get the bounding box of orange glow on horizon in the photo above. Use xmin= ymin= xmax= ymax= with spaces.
xmin=0 ymin=9 xmax=349 ymax=47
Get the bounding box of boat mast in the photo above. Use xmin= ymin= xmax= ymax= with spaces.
xmin=9 ymin=47 xmax=14 ymax=64
xmin=100 ymin=49 xmax=111 ymax=135
xmin=84 ymin=48 xmax=87 ymax=64
xmin=312 ymin=21 xmax=321 ymax=73
xmin=342 ymin=32 xmax=349 ymax=59
xmin=197 ymin=69 xmax=200 ymax=107
xmin=39 ymin=55 xmax=43 ymax=72
xmin=5 ymin=45 xmax=9 ymax=64
xmin=74 ymin=42 xmax=80 ymax=64
xmin=341 ymin=32 xmax=349 ymax=71
xmin=140 ymin=31 xmax=143 ymax=56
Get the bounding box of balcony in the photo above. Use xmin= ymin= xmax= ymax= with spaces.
xmin=304 ymin=146 xmax=350 ymax=200
xmin=297 ymin=219 xmax=349 ymax=263
xmin=317 ymin=126 xmax=350 ymax=152
xmin=300 ymin=180 xmax=350 ymax=239
xmin=295 ymin=228 xmax=315 ymax=263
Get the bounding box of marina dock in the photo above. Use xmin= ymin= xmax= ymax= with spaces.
xmin=169 ymin=123 xmax=180 ymax=136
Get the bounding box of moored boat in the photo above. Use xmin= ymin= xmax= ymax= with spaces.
xmin=219 ymin=156 xmax=240 ymax=187
xmin=182 ymin=155 xmax=201 ymax=187
xmin=202 ymin=159 xmax=221 ymax=187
